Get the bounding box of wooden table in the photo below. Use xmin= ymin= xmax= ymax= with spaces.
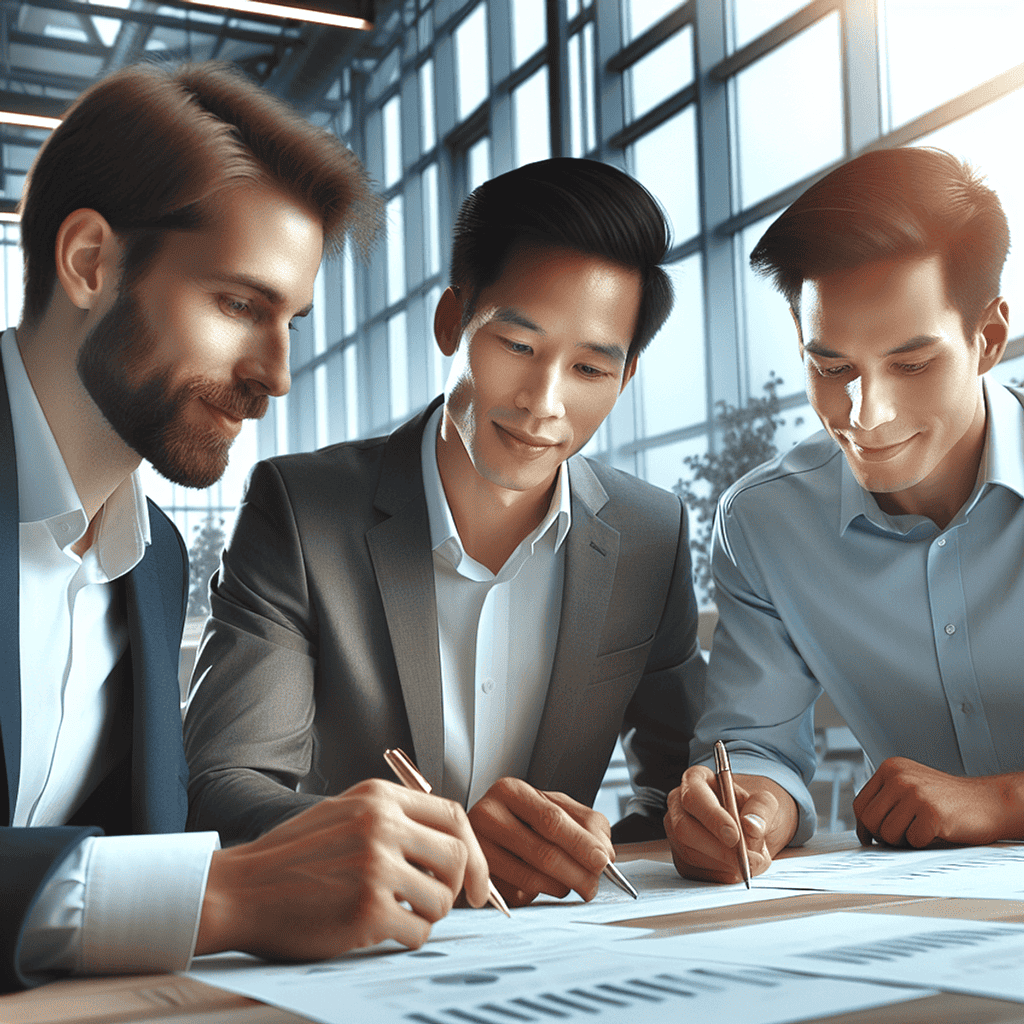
xmin=4 ymin=833 xmax=1024 ymax=1024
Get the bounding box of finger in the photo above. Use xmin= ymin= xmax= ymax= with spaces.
xmin=852 ymin=770 xmax=885 ymax=821
xmin=543 ymin=791 xmax=614 ymax=857
xmin=904 ymin=810 xmax=939 ymax=849
xmin=856 ymin=817 xmax=875 ymax=846
xmin=395 ymin=790 xmax=491 ymax=907
xmin=478 ymin=800 xmax=598 ymax=900
xmin=509 ymin=786 xmax=610 ymax=874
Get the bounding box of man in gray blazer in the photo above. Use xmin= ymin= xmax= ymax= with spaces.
xmin=185 ymin=158 xmax=704 ymax=908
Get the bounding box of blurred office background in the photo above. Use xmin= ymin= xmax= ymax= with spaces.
xmin=1 ymin=0 xmax=1021 ymax=829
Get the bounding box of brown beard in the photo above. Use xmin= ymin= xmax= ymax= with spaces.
xmin=76 ymin=288 xmax=268 ymax=489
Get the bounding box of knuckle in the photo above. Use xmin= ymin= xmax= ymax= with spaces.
xmin=535 ymin=841 xmax=564 ymax=876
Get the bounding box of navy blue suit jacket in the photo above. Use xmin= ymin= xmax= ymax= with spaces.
xmin=0 ymin=358 xmax=190 ymax=992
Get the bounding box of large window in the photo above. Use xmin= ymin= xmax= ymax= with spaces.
xmin=157 ymin=0 xmax=1024 ymax=614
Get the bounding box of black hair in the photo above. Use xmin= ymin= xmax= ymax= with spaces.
xmin=749 ymin=146 xmax=1009 ymax=335
xmin=449 ymin=157 xmax=673 ymax=363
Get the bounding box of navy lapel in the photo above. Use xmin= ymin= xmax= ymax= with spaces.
xmin=527 ymin=456 xmax=619 ymax=791
xmin=123 ymin=507 xmax=189 ymax=834
xmin=366 ymin=399 xmax=446 ymax=791
xmin=0 ymin=357 xmax=18 ymax=824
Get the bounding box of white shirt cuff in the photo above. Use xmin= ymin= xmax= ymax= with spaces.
xmin=19 ymin=831 xmax=219 ymax=980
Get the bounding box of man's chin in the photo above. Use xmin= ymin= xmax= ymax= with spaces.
xmin=146 ymin=431 xmax=232 ymax=489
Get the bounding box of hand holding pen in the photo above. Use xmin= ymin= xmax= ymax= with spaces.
xmin=385 ymin=748 xmax=512 ymax=917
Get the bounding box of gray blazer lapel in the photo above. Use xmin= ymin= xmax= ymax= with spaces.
xmin=527 ymin=456 xmax=618 ymax=790
xmin=366 ymin=400 xmax=446 ymax=791
xmin=0 ymin=358 xmax=19 ymax=823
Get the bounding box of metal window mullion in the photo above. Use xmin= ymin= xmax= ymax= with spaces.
xmin=841 ymin=0 xmax=882 ymax=155
xmin=696 ymin=0 xmax=742 ymax=417
xmin=546 ymin=0 xmax=568 ymax=156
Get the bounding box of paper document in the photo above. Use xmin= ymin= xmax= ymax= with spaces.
xmin=190 ymin=927 xmax=933 ymax=1024
xmin=523 ymin=858 xmax=819 ymax=924
xmin=624 ymin=910 xmax=1024 ymax=1002
xmin=759 ymin=843 xmax=1024 ymax=899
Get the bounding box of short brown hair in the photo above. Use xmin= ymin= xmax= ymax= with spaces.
xmin=749 ymin=146 xmax=1009 ymax=336
xmin=19 ymin=60 xmax=380 ymax=325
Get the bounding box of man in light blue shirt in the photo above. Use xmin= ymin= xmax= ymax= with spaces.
xmin=665 ymin=146 xmax=1024 ymax=883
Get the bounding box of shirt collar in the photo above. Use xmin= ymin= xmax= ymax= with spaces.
xmin=2 ymin=327 xmax=151 ymax=578
xmin=839 ymin=375 xmax=1024 ymax=536
xmin=420 ymin=403 xmax=572 ymax=570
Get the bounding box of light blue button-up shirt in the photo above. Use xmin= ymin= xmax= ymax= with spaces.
xmin=693 ymin=378 xmax=1024 ymax=844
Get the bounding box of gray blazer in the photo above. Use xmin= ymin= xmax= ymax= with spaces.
xmin=184 ymin=399 xmax=704 ymax=844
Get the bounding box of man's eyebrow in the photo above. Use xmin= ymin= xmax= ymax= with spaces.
xmin=578 ymin=341 xmax=627 ymax=365
xmin=804 ymin=336 xmax=940 ymax=358
xmin=491 ymin=307 xmax=544 ymax=333
xmin=212 ymin=273 xmax=314 ymax=317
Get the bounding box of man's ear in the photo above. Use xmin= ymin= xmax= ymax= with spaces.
xmin=620 ymin=353 xmax=638 ymax=392
xmin=434 ymin=286 xmax=464 ymax=357
xmin=54 ymin=208 xmax=120 ymax=311
xmin=976 ymin=296 xmax=1010 ymax=375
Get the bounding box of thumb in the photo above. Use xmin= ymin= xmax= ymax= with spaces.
xmin=738 ymin=791 xmax=779 ymax=844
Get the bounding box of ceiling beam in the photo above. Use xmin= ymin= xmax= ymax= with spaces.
xmin=0 ymin=88 xmax=69 ymax=119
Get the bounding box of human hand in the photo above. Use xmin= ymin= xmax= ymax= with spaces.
xmin=854 ymin=757 xmax=1023 ymax=848
xmin=196 ymin=778 xmax=490 ymax=959
xmin=664 ymin=765 xmax=798 ymax=884
xmin=467 ymin=777 xmax=613 ymax=908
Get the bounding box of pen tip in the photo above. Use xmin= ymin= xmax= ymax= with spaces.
xmin=745 ymin=879 xmax=751 ymax=890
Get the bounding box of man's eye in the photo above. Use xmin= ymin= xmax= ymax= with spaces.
xmin=815 ymin=363 xmax=848 ymax=378
xmin=221 ymin=297 xmax=251 ymax=317
xmin=898 ymin=361 xmax=928 ymax=373
xmin=504 ymin=339 xmax=532 ymax=354
xmin=577 ymin=364 xmax=604 ymax=377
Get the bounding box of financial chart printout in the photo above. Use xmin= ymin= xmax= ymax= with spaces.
xmin=757 ymin=843 xmax=1024 ymax=899
xmin=625 ymin=911 xmax=1024 ymax=1002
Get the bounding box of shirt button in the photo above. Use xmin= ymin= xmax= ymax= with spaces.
xmin=61 ymin=523 xmax=70 ymax=533
xmin=481 ymin=678 xmax=494 ymax=695
xmin=944 ymin=623 xmax=956 ymax=635
xmin=936 ymin=537 xmax=946 ymax=547
xmin=961 ymin=701 xmax=973 ymax=716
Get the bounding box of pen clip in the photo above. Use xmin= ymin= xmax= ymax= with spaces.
xmin=714 ymin=739 xmax=731 ymax=774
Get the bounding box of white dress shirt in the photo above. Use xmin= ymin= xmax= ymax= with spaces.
xmin=3 ymin=329 xmax=217 ymax=979
xmin=421 ymin=405 xmax=571 ymax=807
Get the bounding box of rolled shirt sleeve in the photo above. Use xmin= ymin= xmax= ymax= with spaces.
xmin=18 ymin=831 xmax=219 ymax=981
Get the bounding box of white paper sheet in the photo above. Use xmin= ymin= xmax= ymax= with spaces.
xmin=623 ymin=910 xmax=1024 ymax=1002
xmin=758 ymin=843 xmax=1024 ymax=899
xmin=190 ymin=928 xmax=934 ymax=1024
xmin=516 ymin=858 xmax=820 ymax=924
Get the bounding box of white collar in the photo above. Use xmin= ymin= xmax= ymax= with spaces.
xmin=420 ymin=403 xmax=572 ymax=569
xmin=2 ymin=327 xmax=150 ymax=578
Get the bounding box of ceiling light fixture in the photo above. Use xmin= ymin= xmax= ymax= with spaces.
xmin=0 ymin=111 xmax=61 ymax=130
xmin=183 ymin=0 xmax=372 ymax=29
xmin=0 ymin=212 xmax=20 ymax=223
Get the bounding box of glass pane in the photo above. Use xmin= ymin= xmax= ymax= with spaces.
xmin=731 ymin=0 xmax=806 ymax=51
xmin=642 ymin=436 xmax=708 ymax=535
xmin=991 ymin=354 xmax=1024 ymax=388
xmin=514 ymin=67 xmax=551 ymax=167
xmin=884 ymin=0 xmax=1024 ymax=130
xmin=511 ymin=0 xmax=545 ymax=67
xmin=629 ymin=104 xmax=699 ymax=243
xmin=467 ymin=136 xmax=491 ymax=194
xmin=315 ymin=363 xmax=328 ymax=449
xmin=420 ymin=60 xmax=436 ymax=153
xmin=344 ymin=343 xmax=359 ymax=439
xmin=383 ymin=95 xmax=402 ymax=188
xmin=638 ymin=254 xmax=706 ymax=435
xmin=312 ymin=266 xmax=326 ymax=356
xmin=455 ymin=4 xmax=489 ymax=121
xmin=914 ymin=86 xmax=1024 ymax=343
xmin=740 ymin=215 xmax=807 ymax=402
xmin=623 ymin=0 xmax=680 ymax=41
xmin=568 ymin=23 xmax=596 ymax=158
xmin=389 ymin=311 xmax=410 ymax=420
xmin=627 ymin=24 xmax=693 ymax=122
xmin=386 ymin=195 xmax=406 ymax=305
xmin=733 ymin=12 xmax=844 ymax=210
xmin=368 ymin=47 xmax=400 ymax=102
xmin=342 ymin=245 xmax=356 ymax=337
xmin=423 ymin=163 xmax=441 ymax=277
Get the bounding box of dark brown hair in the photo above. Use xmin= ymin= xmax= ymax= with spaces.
xmin=449 ymin=158 xmax=673 ymax=364
xmin=749 ymin=147 xmax=1009 ymax=335
xmin=19 ymin=60 xmax=380 ymax=325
